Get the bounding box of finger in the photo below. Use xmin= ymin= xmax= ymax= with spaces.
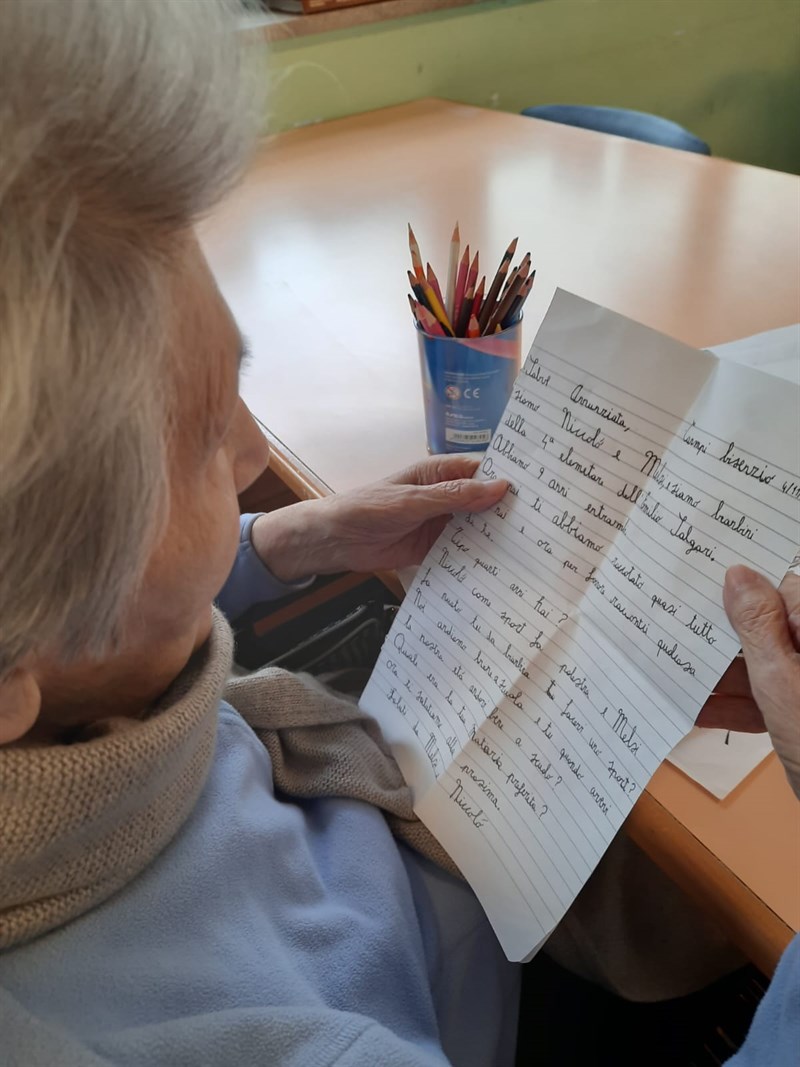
xmin=724 ymin=566 xmax=797 ymax=664
xmin=409 ymin=476 xmax=509 ymax=517
xmin=723 ymin=566 xmax=800 ymax=735
xmin=387 ymin=455 xmax=480 ymax=488
xmin=696 ymin=695 xmax=765 ymax=733
xmin=712 ymin=572 xmax=800 ymax=700
xmin=778 ymin=572 xmax=800 ymax=649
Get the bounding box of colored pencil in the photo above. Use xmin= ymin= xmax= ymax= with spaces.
xmin=407 ymin=293 xmax=420 ymax=323
xmin=417 ymin=304 xmax=447 ymax=337
xmin=455 ymin=275 xmax=476 ymax=338
xmin=426 ymin=262 xmax=445 ymax=308
xmin=466 ymin=314 xmax=481 ymax=338
xmin=486 ymin=260 xmax=529 ymax=330
xmin=465 ymin=250 xmax=479 ymax=296
xmin=502 ymin=271 xmax=535 ymax=327
xmin=482 ymin=262 xmax=522 ymax=332
xmin=498 ymin=248 xmax=526 ymax=300
xmin=408 ymin=269 xmax=427 ymax=307
xmin=457 ymin=252 xmax=481 ymax=336
xmin=408 ymin=270 xmax=454 ymax=335
xmin=445 ymin=222 xmax=460 ymax=320
xmin=408 ymin=272 xmax=438 ymax=333
xmin=408 ymin=224 xmax=424 ymax=280
xmin=470 ymin=276 xmax=485 ymax=321
xmin=501 ymin=282 xmax=527 ymax=328
xmin=502 ymin=251 xmax=530 ymax=298
xmin=422 ymin=278 xmax=455 ymax=335
xmin=479 ymin=236 xmax=518 ymax=332
xmin=484 ymin=254 xmax=529 ymax=334
xmin=452 ymin=245 xmax=470 ymax=333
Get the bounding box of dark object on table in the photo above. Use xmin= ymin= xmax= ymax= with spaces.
xmin=267 ymin=0 xmax=385 ymax=15
xmin=521 ymin=105 xmax=711 ymax=155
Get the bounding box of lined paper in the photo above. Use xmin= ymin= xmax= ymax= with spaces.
xmin=662 ymin=323 xmax=800 ymax=798
xmin=360 ymin=291 xmax=800 ymax=961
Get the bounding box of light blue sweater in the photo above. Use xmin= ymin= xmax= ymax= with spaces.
xmin=727 ymin=934 xmax=800 ymax=1067
xmin=0 ymin=515 xmax=519 ymax=1066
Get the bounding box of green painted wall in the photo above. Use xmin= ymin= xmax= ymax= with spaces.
xmin=260 ymin=0 xmax=800 ymax=173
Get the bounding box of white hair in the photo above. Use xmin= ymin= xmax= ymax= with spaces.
xmin=0 ymin=0 xmax=256 ymax=675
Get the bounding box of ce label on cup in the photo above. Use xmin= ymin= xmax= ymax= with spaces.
xmin=464 ymin=386 xmax=480 ymax=399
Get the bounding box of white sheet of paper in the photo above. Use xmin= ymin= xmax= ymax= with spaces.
xmin=708 ymin=322 xmax=800 ymax=387
xmin=664 ymin=324 xmax=800 ymax=796
xmin=360 ymin=291 xmax=800 ymax=961
xmin=668 ymin=727 xmax=774 ymax=800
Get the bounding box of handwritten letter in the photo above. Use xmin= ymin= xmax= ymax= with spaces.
xmin=360 ymin=291 xmax=800 ymax=961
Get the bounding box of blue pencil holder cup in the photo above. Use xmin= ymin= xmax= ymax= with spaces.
xmin=417 ymin=319 xmax=522 ymax=453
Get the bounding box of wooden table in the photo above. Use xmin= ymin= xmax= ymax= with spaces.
xmin=201 ymin=98 xmax=800 ymax=975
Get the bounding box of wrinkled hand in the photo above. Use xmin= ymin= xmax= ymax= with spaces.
xmin=696 ymin=570 xmax=799 ymax=733
xmin=703 ymin=567 xmax=800 ymax=799
xmin=250 ymin=455 xmax=508 ymax=583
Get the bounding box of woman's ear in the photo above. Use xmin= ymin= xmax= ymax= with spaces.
xmin=0 ymin=668 xmax=42 ymax=744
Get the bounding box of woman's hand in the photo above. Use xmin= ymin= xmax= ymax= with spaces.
xmin=707 ymin=567 xmax=800 ymax=798
xmin=696 ymin=571 xmax=799 ymax=733
xmin=250 ymin=455 xmax=508 ymax=583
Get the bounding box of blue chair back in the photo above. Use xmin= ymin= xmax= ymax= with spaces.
xmin=520 ymin=104 xmax=710 ymax=155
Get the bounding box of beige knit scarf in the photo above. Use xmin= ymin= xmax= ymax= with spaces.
xmin=0 ymin=611 xmax=456 ymax=951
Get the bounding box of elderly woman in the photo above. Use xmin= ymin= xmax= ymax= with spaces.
xmin=0 ymin=2 xmax=798 ymax=1065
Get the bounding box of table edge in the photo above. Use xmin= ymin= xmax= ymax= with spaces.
xmin=626 ymin=789 xmax=793 ymax=975
xmin=262 ymin=424 xmax=330 ymax=501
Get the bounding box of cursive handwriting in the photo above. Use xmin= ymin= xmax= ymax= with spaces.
xmin=711 ymin=499 xmax=757 ymax=541
xmin=558 ymin=445 xmax=605 ymax=486
xmin=522 ymin=357 xmax=551 ymax=387
xmin=561 ymin=407 xmax=606 ymax=449
xmin=492 ymin=433 xmax=530 ymax=470
xmin=586 ymin=500 xmax=627 ymax=532
xmin=656 ymin=638 xmax=697 ymax=675
xmin=570 ymin=383 xmax=629 ymax=431
xmin=609 ymin=595 xmax=649 ymax=635
xmin=449 ymin=778 xmax=488 ymax=828
xmin=720 ymin=442 xmax=775 ymax=485
xmin=669 ymin=513 xmax=717 ymax=561
xmin=552 ymin=510 xmax=606 ymax=553
xmin=459 ymin=763 xmax=502 ymax=810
